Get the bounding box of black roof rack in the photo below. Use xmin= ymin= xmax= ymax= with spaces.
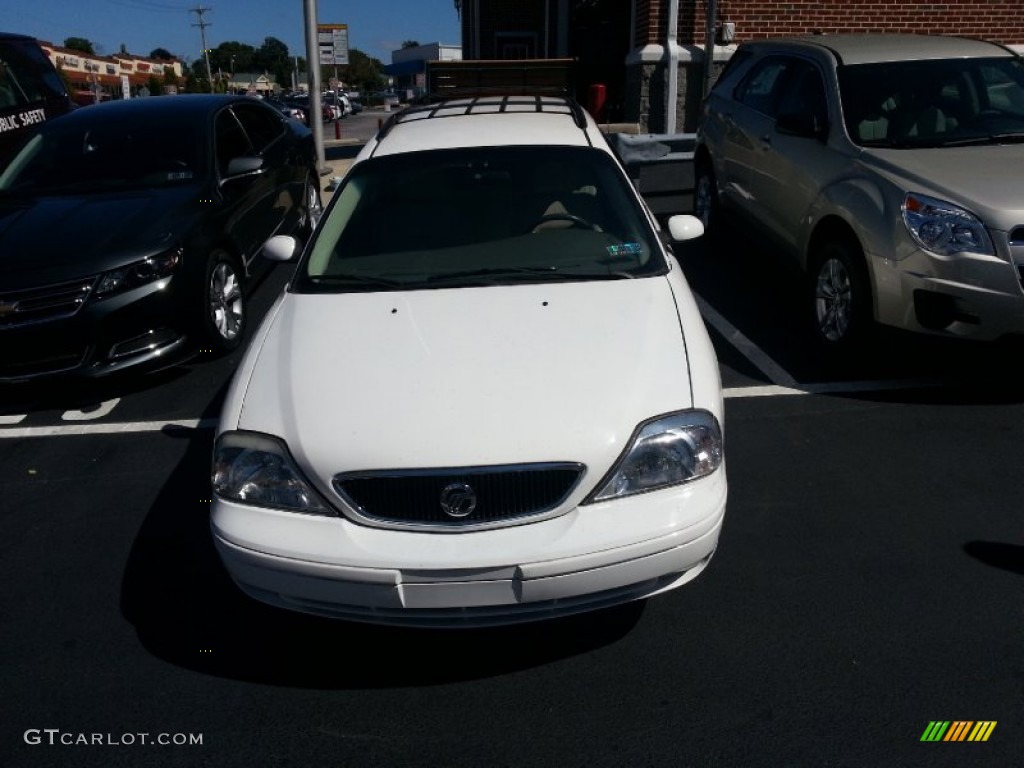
xmin=376 ymin=92 xmax=590 ymax=140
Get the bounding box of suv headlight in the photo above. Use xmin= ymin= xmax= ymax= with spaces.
xmin=902 ymin=193 xmax=994 ymax=257
xmin=586 ymin=410 xmax=723 ymax=503
xmin=93 ymin=247 xmax=182 ymax=299
xmin=213 ymin=431 xmax=332 ymax=515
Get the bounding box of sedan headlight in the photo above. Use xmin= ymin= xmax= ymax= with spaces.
xmin=587 ymin=410 xmax=723 ymax=503
xmin=213 ymin=431 xmax=332 ymax=515
xmin=902 ymin=193 xmax=994 ymax=257
xmin=93 ymin=247 xmax=182 ymax=299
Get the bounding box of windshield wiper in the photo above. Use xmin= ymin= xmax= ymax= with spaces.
xmin=935 ymin=132 xmax=1024 ymax=147
xmin=425 ymin=266 xmax=631 ymax=285
xmin=307 ymin=273 xmax=406 ymax=290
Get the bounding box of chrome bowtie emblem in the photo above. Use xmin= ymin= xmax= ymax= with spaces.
xmin=439 ymin=482 xmax=477 ymax=518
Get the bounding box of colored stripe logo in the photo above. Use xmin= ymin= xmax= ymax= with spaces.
xmin=921 ymin=721 xmax=996 ymax=742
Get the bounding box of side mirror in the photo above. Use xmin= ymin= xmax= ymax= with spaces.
xmin=224 ymin=156 xmax=264 ymax=178
xmin=667 ymin=214 xmax=705 ymax=242
xmin=262 ymin=234 xmax=300 ymax=262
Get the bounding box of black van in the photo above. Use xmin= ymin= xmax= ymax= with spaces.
xmin=0 ymin=32 xmax=74 ymax=167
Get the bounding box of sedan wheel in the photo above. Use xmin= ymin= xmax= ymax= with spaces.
xmin=204 ymin=253 xmax=245 ymax=352
xmin=810 ymin=238 xmax=870 ymax=349
xmin=302 ymin=177 xmax=323 ymax=236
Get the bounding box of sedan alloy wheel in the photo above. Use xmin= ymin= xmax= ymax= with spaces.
xmin=205 ymin=252 xmax=245 ymax=351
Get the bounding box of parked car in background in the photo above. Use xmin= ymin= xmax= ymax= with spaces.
xmin=264 ymin=97 xmax=307 ymax=125
xmin=695 ymin=34 xmax=1024 ymax=353
xmin=211 ymin=92 xmax=726 ymax=627
xmin=0 ymin=32 xmax=75 ymax=168
xmin=0 ymin=95 xmax=322 ymax=381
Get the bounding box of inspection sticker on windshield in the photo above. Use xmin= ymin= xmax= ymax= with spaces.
xmin=607 ymin=243 xmax=642 ymax=257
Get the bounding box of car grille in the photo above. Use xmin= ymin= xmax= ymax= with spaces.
xmin=0 ymin=277 xmax=95 ymax=329
xmin=0 ymin=339 xmax=88 ymax=379
xmin=333 ymin=463 xmax=585 ymax=530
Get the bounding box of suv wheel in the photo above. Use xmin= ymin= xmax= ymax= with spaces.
xmin=694 ymin=161 xmax=719 ymax=234
xmin=203 ymin=251 xmax=245 ymax=353
xmin=809 ymin=236 xmax=871 ymax=350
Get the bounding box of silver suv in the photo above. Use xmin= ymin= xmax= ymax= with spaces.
xmin=695 ymin=34 xmax=1024 ymax=352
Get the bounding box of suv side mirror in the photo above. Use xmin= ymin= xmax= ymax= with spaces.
xmin=776 ymin=113 xmax=828 ymax=141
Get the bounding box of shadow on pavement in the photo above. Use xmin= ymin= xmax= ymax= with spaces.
xmin=120 ymin=429 xmax=644 ymax=689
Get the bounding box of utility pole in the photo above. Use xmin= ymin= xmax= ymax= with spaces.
xmin=190 ymin=6 xmax=214 ymax=93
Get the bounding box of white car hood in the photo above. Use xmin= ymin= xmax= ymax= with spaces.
xmin=233 ymin=278 xmax=694 ymax=481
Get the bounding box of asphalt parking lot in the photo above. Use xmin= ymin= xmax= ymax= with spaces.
xmin=2 ymin=123 xmax=1022 ymax=767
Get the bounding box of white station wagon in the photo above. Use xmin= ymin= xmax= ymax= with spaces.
xmin=210 ymin=94 xmax=727 ymax=627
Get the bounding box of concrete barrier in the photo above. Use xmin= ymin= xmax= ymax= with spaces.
xmin=605 ymin=132 xmax=696 ymax=217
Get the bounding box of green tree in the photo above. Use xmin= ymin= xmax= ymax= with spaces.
xmin=150 ymin=48 xmax=175 ymax=61
xmin=64 ymin=37 xmax=95 ymax=55
xmin=337 ymin=48 xmax=384 ymax=94
xmin=401 ymin=40 xmax=420 ymax=49
xmin=211 ymin=41 xmax=255 ymax=79
xmin=253 ymin=37 xmax=291 ymax=92
xmin=147 ymin=74 xmax=163 ymax=95
xmin=162 ymin=65 xmax=180 ymax=94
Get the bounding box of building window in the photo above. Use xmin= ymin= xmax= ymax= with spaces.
xmin=495 ymin=33 xmax=536 ymax=60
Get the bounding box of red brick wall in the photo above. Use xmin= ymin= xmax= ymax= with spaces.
xmin=682 ymin=1 xmax=1024 ymax=45
xmin=634 ymin=0 xmax=1024 ymax=46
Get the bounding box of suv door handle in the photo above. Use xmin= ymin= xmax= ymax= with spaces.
xmin=759 ymin=134 xmax=772 ymax=149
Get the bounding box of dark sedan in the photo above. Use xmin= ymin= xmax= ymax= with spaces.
xmin=0 ymin=94 xmax=322 ymax=381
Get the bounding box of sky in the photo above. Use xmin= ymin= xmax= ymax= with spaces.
xmin=1 ymin=0 xmax=462 ymax=65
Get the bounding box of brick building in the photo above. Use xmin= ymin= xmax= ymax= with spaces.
xmin=40 ymin=41 xmax=184 ymax=103
xmin=456 ymin=0 xmax=1024 ymax=133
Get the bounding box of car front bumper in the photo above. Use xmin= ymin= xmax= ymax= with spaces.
xmin=873 ymin=239 xmax=1024 ymax=341
xmin=211 ymin=470 xmax=727 ymax=628
xmin=0 ymin=277 xmax=192 ymax=381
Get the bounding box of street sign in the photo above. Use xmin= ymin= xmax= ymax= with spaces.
xmin=317 ymin=24 xmax=349 ymax=66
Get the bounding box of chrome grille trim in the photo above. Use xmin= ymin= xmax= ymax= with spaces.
xmin=0 ymin=277 xmax=96 ymax=328
xmin=333 ymin=462 xmax=586 ymax=532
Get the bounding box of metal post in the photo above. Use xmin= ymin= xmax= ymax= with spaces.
xmin=303 ymin=0 xmax=330 ymax=175
xmin=702 ymin=0 xmax=718 ymax=99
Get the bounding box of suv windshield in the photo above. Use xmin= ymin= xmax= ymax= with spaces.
xmin=295 ymin=145 xmax=665 ymax=292
xmin=838 ymin=56 xmax=1024 ymax=148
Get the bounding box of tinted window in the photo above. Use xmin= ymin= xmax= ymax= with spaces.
xmin=0 ymin=111 xmax=205 ymax=194
xmin=232 ymin=102 xmax=284 ymax=153
xmin=215 ymin=109 xmax=253 ymax=175
xmin=838 ymin=57 xmax=1024 ymax=146
xmin=0 ymin=38 xmax=67 ymax=106
xmin=296 ymin=146 xmax=665 ymax=292
xmin=735 ymin=56 xmax=803 ymax=118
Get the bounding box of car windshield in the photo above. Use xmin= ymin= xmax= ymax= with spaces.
xmin=0 ymin=111 xmax=206 ymax=195
xmin=838 ymin=56 xmax=1024 ymax=148
xmin=295 ymin=146 xmax=665 ymax=292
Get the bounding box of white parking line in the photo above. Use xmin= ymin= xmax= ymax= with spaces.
xmin=0 ymin=418 xmax=218 ymax=439
xmin=694 ymin=293 xmax=799 ymax=388
xmin=724 ymin=378 xmax=943 ymax=399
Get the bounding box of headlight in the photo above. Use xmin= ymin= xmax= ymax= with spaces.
xmin=212 ymin=431 xmax=332 ymax=515
xmin=586 ymin=410 xmax=723 ymax=503
xmin=902 ymin=193 xmax=994 ymax=257
xmin=93 ymin=247 xmax=182 ymax=299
